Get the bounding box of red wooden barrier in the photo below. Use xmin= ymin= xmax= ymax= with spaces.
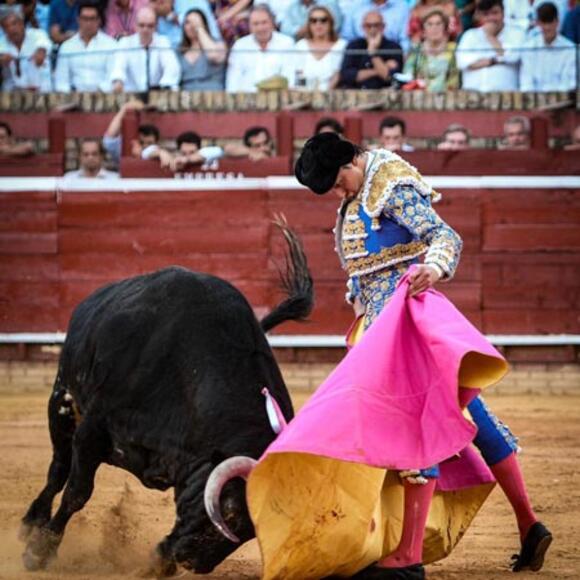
xmin=120 ymin=156 xmax=292 ymax=177
xmin=0 ymin=154 xmax=64 ymax=177
xmin=1 ymin=110 xmax=578 ymax=141
xmin=0 ymin=191 xmax=59 ymax=331
xmin=1 ymin=185 xmax=579 ymax=335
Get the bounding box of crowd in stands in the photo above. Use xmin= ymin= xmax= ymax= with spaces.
xmin=1 ymin=106 xmax=579 ymax=179
xmin=0 ymin=0 xmax=578 ymax=94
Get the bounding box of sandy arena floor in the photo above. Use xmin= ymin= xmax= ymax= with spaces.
xmin=0 ymin=390 xmax=578 ymax=580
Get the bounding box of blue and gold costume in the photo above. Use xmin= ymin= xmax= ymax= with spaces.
xmin=338 ymin=149 xmax=518 ymax=472
xmin=335 ymin=149 xmax=462 ymax=328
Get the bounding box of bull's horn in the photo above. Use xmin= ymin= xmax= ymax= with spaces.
xmin=204 ymin=456 xmax=257 ymax=543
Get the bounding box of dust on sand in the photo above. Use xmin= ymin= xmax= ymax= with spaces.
xmin=0 ymin=391 xmax=579 ymax=579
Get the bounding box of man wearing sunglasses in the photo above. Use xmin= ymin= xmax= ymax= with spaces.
xmin=339 ymin=10 xmax=403 ymax=89
xmin=280 ymin=0 xmax=342 ymax=40
xmin=110 ymin=5 xmax=181 ymax=92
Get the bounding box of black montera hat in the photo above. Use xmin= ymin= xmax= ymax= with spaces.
xmin=294 ymin=132 xmax=356 ymax=195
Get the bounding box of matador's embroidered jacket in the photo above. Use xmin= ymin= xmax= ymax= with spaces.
xmin=335 ymin=149 xmax=463 ymax=327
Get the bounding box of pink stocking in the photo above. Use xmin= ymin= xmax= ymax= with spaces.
xmin=490 ymin=452 xmax=538 ymax=540
xmin=378 ymin=478 xmax=436 ymax=568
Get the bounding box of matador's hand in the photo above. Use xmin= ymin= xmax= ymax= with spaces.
xmin=408 ymin=264 xmax=441 ymax=297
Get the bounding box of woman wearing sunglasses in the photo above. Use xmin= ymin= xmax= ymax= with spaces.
xmin=292 ymin=6 xmax=346 ymax=90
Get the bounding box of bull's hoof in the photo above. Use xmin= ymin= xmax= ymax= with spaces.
xmin=22 ymin=528 xmax=61 ymax=571
xmin=18 ymin=522 xmax=34 ymax=542
xmin=143 ymin=546 xmax=178 ymax=578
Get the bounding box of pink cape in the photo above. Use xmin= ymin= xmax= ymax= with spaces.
xmin=246 ymin=272 xmax=508 ymax=577
xmin=263 ymin=270 xmax=508 ymax=473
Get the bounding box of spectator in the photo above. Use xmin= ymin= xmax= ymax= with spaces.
xmin=54 ymin=0 xmax=117 ymax=93
xmin=0 ymin=121 xmax=34 ymax=156
xmin=171 ymin=130 xmax=224 ymax=170
xmin=280 ymin=0 xmax=343 ymax=40
xmin=437 ymin=123 xmax=470 ymax=149
xmin=150 ymin=0 xmax=181 ymax=48
xmin=292 ymin=6 xmax=346 ymax=89
xmin=500 ymin=115 xmax=530 ymax=150
xmin=64 ymin=139 xmax=120 ymax=179
xmin=174 ymin=0 xmax=221 ymax=40
xmin=456 ymin=0 xmax=525 ymax=92
xmin=226 ymin=5 xmax=294 ymax=92
xmin=178 ymin=9 xmax=226 ymax=90
xmin=339 ymin=11 xmax=403 ymax=89
xmin=403 ymin=9 xmax=459 ymax=91
xmin=520 ymin=2 xmax=576 ymax=92
xmin=314 ymin=116 xmax=344 ymax=135
xmin=562 ymin=4 xmax=580 ymax=44
xmin=456 ymin=0 xmax=476 ymax=31
xmin=224 ymin=126 xmax=274 ymax=160
xmin=105 ymin=0 xmax=148 ymax=39
xmin=342 ymin=0 xmax=411 ymax=52
xmin=503 ymin=0 xmax=568 ymax=33
xmin=408 ymin=0 xmax=461 ymax=44
xmin=0 ymin=8 xmax=51 ymax=91
xmin=260 ymin=0 xmax=295 ymax=25
xmin=21 ymin=0 xmax=48 ymax=32
xmin=110 ymin=6 xmax=181 ymax=92
xmin=103 ymin=100 xmax=173 ymax=167
xmin=49 ymin=0 xmax=79 ymax=44
xmin=209 ymin=0 xmax=252 ymax=45
xmin=564 ymin=124 xmax=580 ymax=151
xmin=378 ymin=115 xmax=414 ymax=151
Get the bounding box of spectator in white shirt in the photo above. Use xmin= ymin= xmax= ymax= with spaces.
xmin=0 ymin=7 xmax=51 ymax=91
xmin=520 ymin=2 xmax=576 ymax=92
xmin=170 ymin=131 xmax=224 ymax=170
xmin=564 ymin=124 xmax=580 ymax=151
xmin=226 ymin=4 xmax=295 ymax=93
xmin=292 ymin=5 xmax=346 ymax=90
xmin=64 ymin=139 xmax=120 ymax=179
xmin=110 ymin=5 xmax=181 ymax=92
xmin=499 ymin=115 xmax=530 ymax=150
xmin=55 ymin=0 xmax=117 ymax=92
xmin=223 ymin=126 xmax=274 ymax=160
xmin=503 ymin=0 xmax=568 ymax=34
xmin=456 ymin=0 xmax=526 ymax=92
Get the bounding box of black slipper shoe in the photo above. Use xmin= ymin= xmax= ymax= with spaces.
xmin=350 ymin=563 xmax=425 ymax=579
xmin=511 ymin=521 xmax=553 ymax=572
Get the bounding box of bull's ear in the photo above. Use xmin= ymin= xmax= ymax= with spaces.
xmin=210 ymin=450 xmax=227 ymax=466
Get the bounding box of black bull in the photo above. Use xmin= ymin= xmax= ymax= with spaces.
xmin=20 ymin=222 xmax=313 ymax=576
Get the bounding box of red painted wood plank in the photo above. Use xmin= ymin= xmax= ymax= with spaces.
xmin=483 ymin=225 xmax=580 ymax=251
xmin=59 ymin=191 xmax=268 ymax=227
xmin=483 ymin=309 xmax=580 ymax=334
xmin=0 ymin=281 xmax=59 ymax=306
xmin=0 ymin=232 xmax=57 ymax=254
xmin=0 ymin=210 xmax=57 ymax=232
xmin=59 ymin=252 xmax=269 ymax=281
xmin=0 ymin=255 xmax=59 ymax=281
xmin=58 ymin=226 xmax=269 ymax=255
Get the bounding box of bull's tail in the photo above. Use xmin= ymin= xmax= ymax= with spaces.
xmin=260 ymin=216 xmax=314 ymax=333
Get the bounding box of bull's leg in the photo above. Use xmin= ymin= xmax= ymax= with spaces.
xmin=155 ymin=464 xmax=253 ymax=576
xmin=22 ymin=416 xmax=110 ymax=571
xmin=147 ymin=461 xmax=214 ymax=577
xmin=21 ymin=387 xmax=76 ymax=540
